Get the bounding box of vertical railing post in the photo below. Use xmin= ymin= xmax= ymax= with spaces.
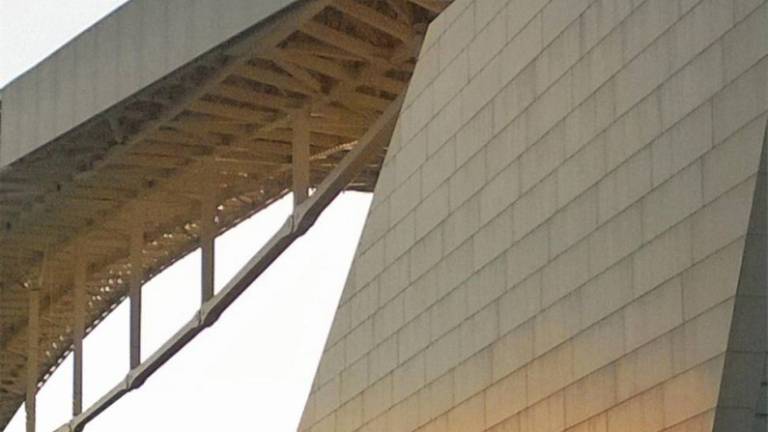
xmin=201 ymin=170 xmax=217 ymax=303
xmin=292 ymin=108 xmax=311 ymax=207
xmin=25 ymin=286 xmax=39 ymax=432
xmin=72 ymin=254 xmax=86 ymax=416
xmin=26 ymin=252 xmax=46 ymax=432
xmin=129 ymin=218 xmax=144 ymax=369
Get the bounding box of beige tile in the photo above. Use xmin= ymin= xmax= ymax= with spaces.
xmin=374 ymin=292 xmax=405 ymax=344
xmin=605 ymin=93 xmax=662 ymax=172
xmin=390 ymin=393 xmax=421 ymax=432
xmin=541 ymin=240 xmax=590 ymax=308
xmin=660 ymin=42 xmax=724 ymax=130
xmin=527 ymin=341 xmax=573 ymax=403
xmin=606 ymin=387 xmax=665 ymax=432
xmin=651 ymin=102 xmax=713 ymax=187
xmin=541 ymin=0 xmax=591 ymax=46
xmin=439 ymin=3 xmax=475 ymax=72
xmin=624 ymin=277 xmax=683 ymax=351
xmin=681 ymin=239 xmax=743 ymax=319
xmin=492 ymin=320 xmax=534 ymax=381
xmin=524 ymin=391 xmax=566 ymax=432
xmin=468 ymin=11 xmax=506 ymax=78
xmin=534 ymin=291 xmax=582 ymax=356
xmin=702 ymin=116 xmax=764 ymax=203
xmin=393 ymin=351 xmax=426 ymax=403
xmin=564 ymin=365 xmax=617 ymax=427
xmin=633 ymin=220 xmax=693 ymax=297
xmin=521 ymin=121 xmax=566 ymax=193
xmin=341 ymin=356 xmax=368 ymax=402
xmin=506 ymin=224 xmax=549 ymax=288
xmin=426 ymin=327 xmax=462 ymax=383
xmin=615 ymin=334 xmax=674 ymax=401
xmin=448 ymin=393 xmax=486 ymax=432
xmin=363 ymin=374 xmax=392 ymax=422
xmin=420 ymin=371 xmax=454 ymax=423
xmin=588 ymin=203 xmax=643 ymax=274
xmin=691 ymin=177 xmax=755 ymax=262
xmin=454 ymin=348 xmax=492 ymax=402
xmin=492 ymin=63 xmax=537 ymax=136
xmin=512 ymin=173 xmax=558 ymax=241
xmin=573 ymin=312 xmax=625 ymax=380
xmin=433 ymin=50 xmax=468 ymax=116
xmin=549 ymin=188 xmax=599 ymax=258
xmin=556 ymin=136 xmax=606 ymax=209
xmin=473 ymin=206 xmax=514 ymax=270
xmin=598 ymin=146 xmax=652 ymax=225
xmin=485 ymin=367 xmax=528 ymax=427
xmin=662 ymin=355 xmax=724 ymax=427
xmin=669 ymin=0 xmax=733 ymax=73
xmin=460 ymin=302 xmax=499 ymax=358
xmin=336 ymin=394 xmax=363 ymax=432
xmin=642 ymin=161 xmax=703 ymax=242
xmin=398 ymin=312 xmax=431 ymax=362
xmin=579 ymin=258 xmax=633 ymax=328
xmin=499 ymin=272 xmax=542 ymax=334
xmin=479 ymin=160 xmax=519 ymax=227
xmin=430 ymin=283 xmax=467 ymax=340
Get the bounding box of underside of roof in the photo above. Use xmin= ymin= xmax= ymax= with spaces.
xmin=0 ymin=0 xmax=450 ymax=427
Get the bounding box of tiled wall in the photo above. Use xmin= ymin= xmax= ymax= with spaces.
xmin=300 ymin=0 xmax=768 ymax=430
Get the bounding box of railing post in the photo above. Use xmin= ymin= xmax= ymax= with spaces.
xmin=26 ymin=252 xmax=46 ymax=432
xmin=72 ymin=254 xmax=86 ymax=416
xmin=292 ymin=108 xmax=311 ymax=207
xmin=129 ymin=218 xmax=144 ymax=369
xmin=201 ymin=170 xmax=217 ymax=303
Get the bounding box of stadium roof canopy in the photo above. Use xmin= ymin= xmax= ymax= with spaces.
xmin=0 ymin=0 xmax=449 ymax=429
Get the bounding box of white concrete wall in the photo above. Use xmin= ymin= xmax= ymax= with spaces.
xmin=0 ymin=0 xmax=299 ymax=166
xmin=300 ymin=0 xmax=768 ymax=431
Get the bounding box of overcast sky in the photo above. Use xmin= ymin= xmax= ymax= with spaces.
xmin=1 ymin=1 xmax=369 ymax=430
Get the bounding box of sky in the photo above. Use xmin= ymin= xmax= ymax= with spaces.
xmin=1 ymin=1 xmax=371 ymax=430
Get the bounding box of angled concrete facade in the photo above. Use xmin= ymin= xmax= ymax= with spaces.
xmin=300 ymin=0 xmax=768 ymax=431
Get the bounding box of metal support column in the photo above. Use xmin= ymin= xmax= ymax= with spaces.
xmin=129 ymin=220 xmax=144 ymax=369
xmin=201 ymin=174 xmax=217 ymax=303
xmin=292 ymin=108 xmax=311 ymax=207
xmin=72 ymin=255 xmax=86 ymax=416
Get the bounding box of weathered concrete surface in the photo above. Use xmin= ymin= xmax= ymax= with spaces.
xmin=0 ymin=0 xmax=298 ymax=166
xmin=300 ymin=0 xmax=768 ymax=430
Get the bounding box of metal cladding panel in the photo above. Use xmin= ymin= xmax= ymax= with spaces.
xmin=0 ymin=0 xmax=300 ymax=167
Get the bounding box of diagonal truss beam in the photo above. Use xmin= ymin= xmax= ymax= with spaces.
xmin=53 ymin=93 xmax=403 ymax=432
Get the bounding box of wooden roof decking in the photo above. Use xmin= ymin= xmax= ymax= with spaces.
xmin=0 ymin=0 xmax=449 ymax=427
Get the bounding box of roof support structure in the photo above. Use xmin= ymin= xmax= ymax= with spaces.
xmin=0 ymin=0 xmax=451 ymax=426
xmin=53 ymin=93 xmax=403 ymax=432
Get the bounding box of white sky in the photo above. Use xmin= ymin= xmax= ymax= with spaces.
xmin=1 ymin=2 xmax=370 ymax=430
